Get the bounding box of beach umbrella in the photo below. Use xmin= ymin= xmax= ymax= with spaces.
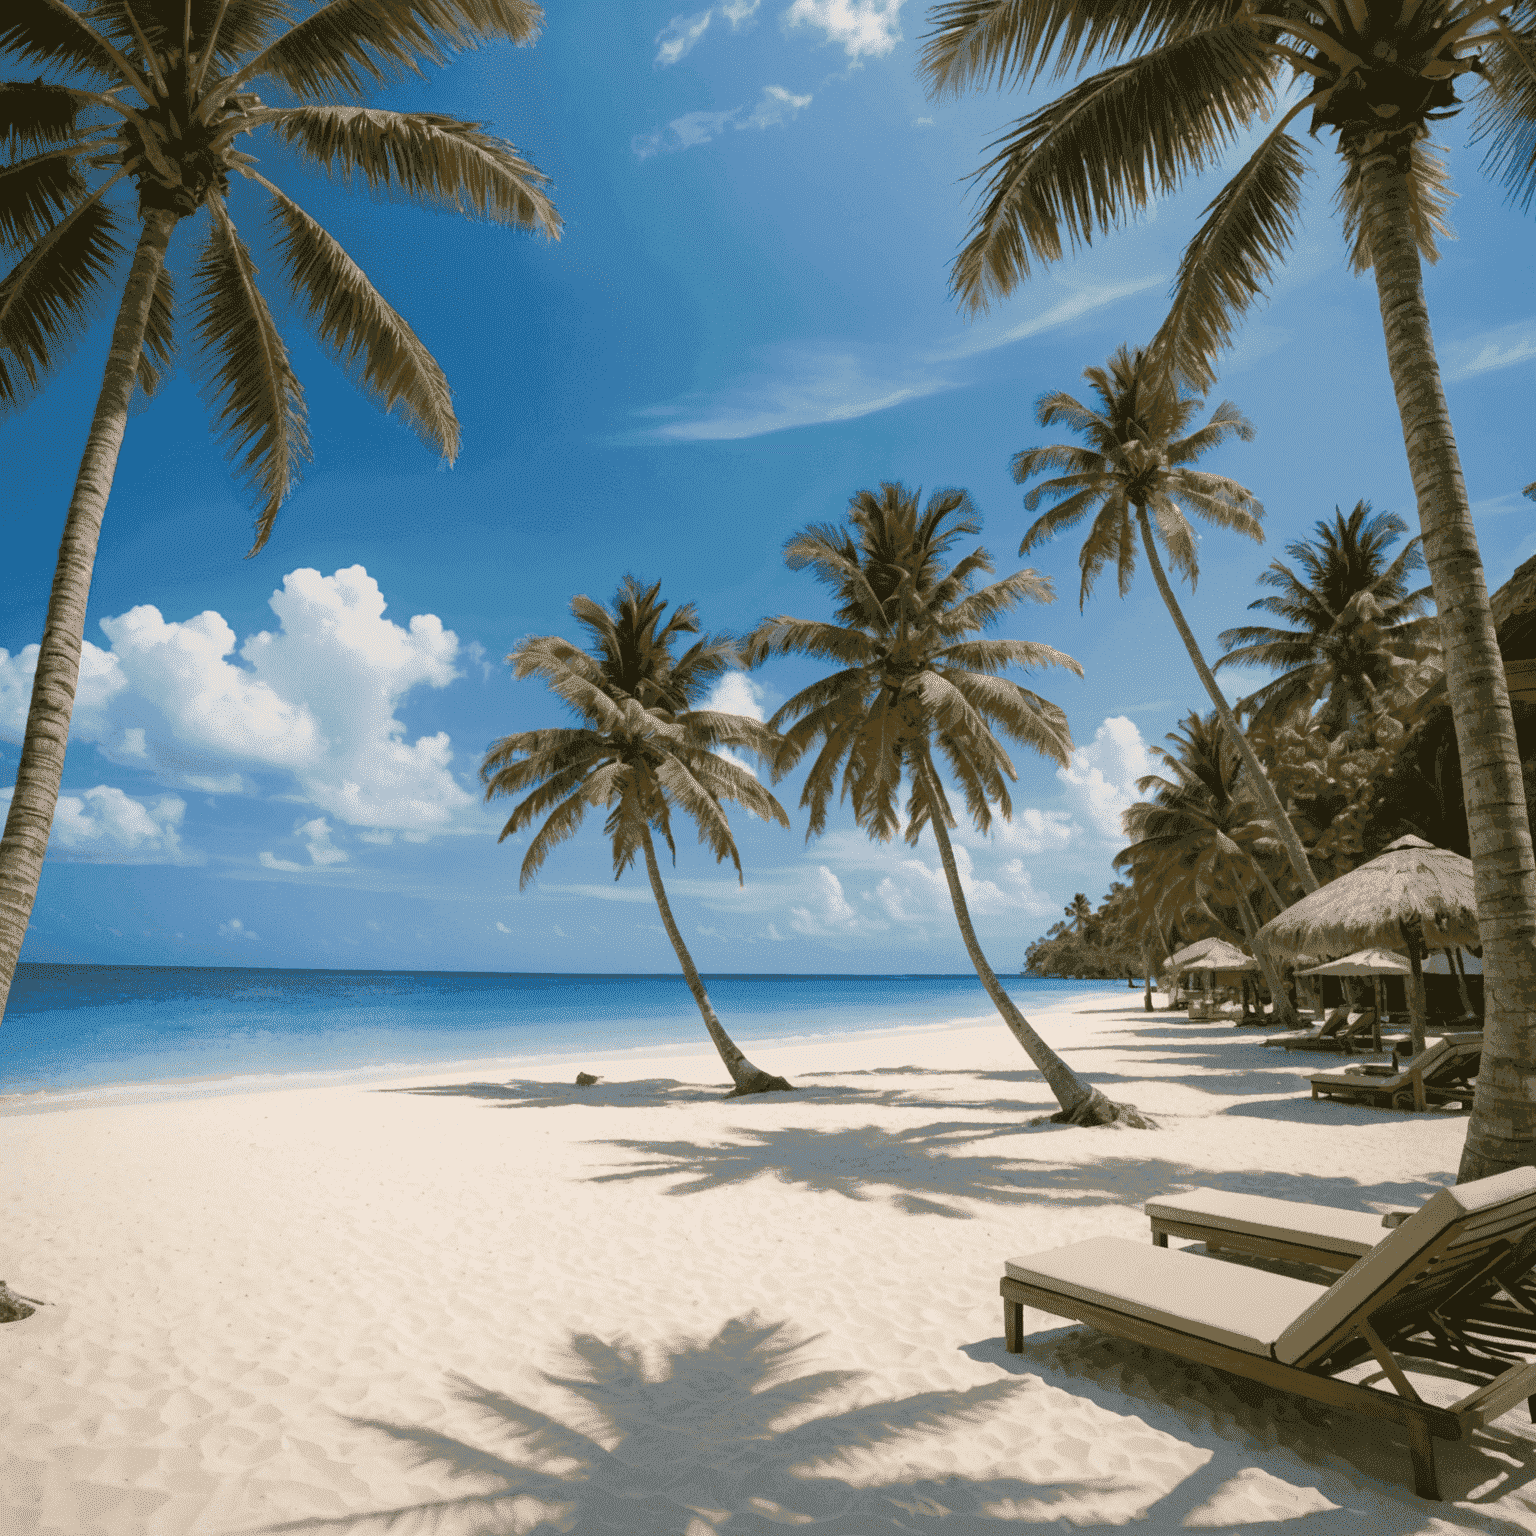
xmin=1179 ymin=940 xmax=1260 ymax=973
xmin=1257 ymin=836 xmax=1478 ymax=1055
xmin=1296 ymin=949 xmax=1412 ymax=977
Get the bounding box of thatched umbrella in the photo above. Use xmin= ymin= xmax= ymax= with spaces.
xmin=1257 ymin=836 xmax=1478 ymax=1056
xmin=1172 ymin=939 xmax=1259 ymax=1018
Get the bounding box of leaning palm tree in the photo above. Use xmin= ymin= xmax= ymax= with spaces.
xmin=483 ymin=578 xmax=793 ymax=1097
xmin=0 ymin=1 xmax=560 ymax=1023
xmin=922 ymin=1 xmax=1536 ymax=1182
xmin=1217 ymin=502 xmax=1438 ymax=739
xmin=1117 ymin=711 xmax=1296 ymax=1023
xmin=746 ymin=481 xmax=1151 ymax=1128
xmin=1015 ymin=343 xmax=1320 ymax=896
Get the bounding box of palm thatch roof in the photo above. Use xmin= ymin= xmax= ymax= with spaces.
xmin=1179 ymin=939 xmax=1260 ymax=974
xmin=1163 ymin=936 xmax=1230 ymax=973
xmin=1297 ymin=948 xmax=1412 ymax=978
xmin=1257 ymin=836 xmax=1478 ymax=957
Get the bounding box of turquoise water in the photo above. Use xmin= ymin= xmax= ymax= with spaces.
xmin=0 ymin=965 xmax=1119 ymax=1101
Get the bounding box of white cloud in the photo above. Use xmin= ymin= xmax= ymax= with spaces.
xmin=655 ymin=8 xmax=712 ymax=66
xmin=873 ymin=843 xmax=1051 ymax=923
xmin=0 ymin=784 xmax=188 ymax=863
xmin=912 ymin=115 xmax=934 ymax=127
xmin=790 ymin=864 xmax=886 ymax=936
xmin=989 ymin=806 xmax=1078 ymax=855
xmin=496 ymin=920 xmax=513 ymax=933
xmin=259 ymin=816 xmax=348 ymax=872
xmin=632 ymin=84 xmax=811 ymax=158
xmin=632 ymin=277 xmax=1155 ymax=443
xmin=219 ymin=917 xmax=258 ymax=941
xmin=704 ymin=672 xmax=767 ymax=721
xmin=0 ymin=566 xmax=477 ymax=836
xmin=1446 ymin=318 xmax=1536 ymax=382
xmin=634 ymin=342 xmax=952 ymax=441
xmin=1055 ymin=716 xmax=1151 ymax=841
xmin=784 ymin=0 xmax=905 ymax=58
xmin=722 ymin=0 xmax=761 ymax=21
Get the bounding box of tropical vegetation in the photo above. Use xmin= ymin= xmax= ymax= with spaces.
xmin=0 ymin=0 xmax=560 ymax=1023
xmin=745 ymin=481 xmax=1152 ymax=1128
xmin=922 ymin=0 xmax=1536 ymax=1183
xmin=482 ymin=578 xmax=793 ymax=1096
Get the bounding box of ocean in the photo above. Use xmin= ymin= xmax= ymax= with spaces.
xmin=0 ymin=965 xmax=1121 ymax=1108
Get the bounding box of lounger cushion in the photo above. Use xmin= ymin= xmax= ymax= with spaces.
xmin=1004 ymin=1236 xmax=1329 ymax=1357
xmin=1274 ymin=1167 xmax=1536 ymax=1366
xmin=1145 ymin=1187 xmax=1388 ymax=1259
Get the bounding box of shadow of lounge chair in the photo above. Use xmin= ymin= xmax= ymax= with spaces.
xmin=1000 ymin=1168 xmax=1536 ymax=1499
xmin=1309 ymin=1033 xmax=1483 ymax=1113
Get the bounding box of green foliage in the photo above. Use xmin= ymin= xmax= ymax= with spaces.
xmin=483 ymin=578 xmax=788 ymax=889
xmin=0 ymin=0 xmax=559 ymax=547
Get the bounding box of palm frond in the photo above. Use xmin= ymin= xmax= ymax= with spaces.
xmin=1 ymin=3 xmax=142 ymax=90
xmin=936 ymin=638 xmax=1080 ymax=676
xmin=920 ymin=0 xmax=1225 ymax=97
xmin=223 ymin=0 xmax=541 ymax=104
xmin=0 ymin=180 xmax=125 ymax=409
xmin=264 ymin=104 xmax=559 ymax=235
xmin=1474 ymin=15 xmax=1536 ymax=210
xmin=0 ymin=79 xmax=82 ymax=153
xmin=1337 ymin=134 xmax=1455 ymax=272
xmin=516 ymin=773 xmax=608 ymax=888
xmin=745 ymin=617 xmax=875 ymax=669
xmin=0 ymin=148 xmax=88 ymax=254
xmin=1018 ymin=484 xmax=1107 ymax=549
xmin=950 ymin=22 xmax=1276 ymax=309
xmin=259 ymin=174 xmax=457 ymax=458
xmin=192 ymin=195 xmax=309 ymax=554
xmin=1167 ymin=399 xmax=1255 ymax=461
xmin=1150 ymin=120 xmax=1310 ymax=394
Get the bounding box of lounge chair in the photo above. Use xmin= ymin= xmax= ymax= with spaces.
xmin=1000 ymin=1167 xmax=1536 ymax=1499
xmin=1310 ymin=1033 xmax=1483 ymax=1113
xmin=1146 ymin=1185 xmax=1408 ymax=1271
xmin=1267 ymin=1007 xmax=1375 ymax=1053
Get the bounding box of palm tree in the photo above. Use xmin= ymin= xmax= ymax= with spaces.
xmin=1217 ymin=502 xmax=1438 ymax=739
xmin=746 ymin=481 xmax=1151 ymax=1128
xmin=1116 ymin=711 xmax=1296 ymax=1024
xmin=921 ymin=1 xmax=1536 ymax=1181
xmin=0 ymin=1 xmax=560 ymax=1022
xmin=1065 ymin=891 xmax=1093 ymax=936
xmin=482 ymin=578 xmax=793 ymax=1097
xmin=1014 ymin=343 xmax=1320 ymax=895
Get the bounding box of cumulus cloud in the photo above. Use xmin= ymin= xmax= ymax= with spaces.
xmin=989 ymin=806 xmax=1078 ymax=855
xmin=0 ymin=566 xmax=477 ymax=836
xmin=0 ymin=784 xmax=188 ymax=863
xmin=784 ymin=0 xmax=905 ymax=58
xmin=1055 ymin=716 xmax=1151 ymax=841
xmin=633 ymin=83 xmax=811 ymax=158
xmin=259 ymin=816 xmax=348 ymax=872
xmin=873 ymin=843 xmax=1052 ymax=923
xmin=790 ymin=864 xmax=886 ymax=936
xmin=219 ymin=917 xmax=258 ymax=941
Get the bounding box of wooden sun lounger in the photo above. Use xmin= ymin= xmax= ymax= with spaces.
xmin=1310 ymin=1033 xmax=1483 ymax=1113
xmin=1000 ymin=1168 xmax=1536 ymax=1499
xmin=1267 ymin=1008 xmax=1376 ymax=1053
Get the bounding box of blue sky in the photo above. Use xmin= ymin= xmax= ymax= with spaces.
xmin=2 ymin=1 xmax=1533 ymax=976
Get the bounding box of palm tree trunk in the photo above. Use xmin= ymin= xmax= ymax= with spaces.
xmin=1357 ymin=151 xmax=1536 ymax=1180
xmin=639 ymin=825 xmax=790 ymax=1096
xmin=1233 ymin=887 xmax=1296 ymax=1028
xmin=920 ymin=767 xmax=1152 ymax=1127
xmin=0 ymin=209 xmax=179 ymax=1023
xmin=1135 ymin=509 xmax=1320 ymax=896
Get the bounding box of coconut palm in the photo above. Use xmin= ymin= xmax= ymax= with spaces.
xmin=0 ymin=1 xmax=560 ymax=1022
xmin=1116 ymin=711 xmax=1296 ymax=1022
xmin=922 ymin=0 xmax=1536 ymax=1181
xmin=482 ymin=578 xmax=793 ymax=1097
xmin=1064 ymin=891 xmax=1093 ymax=936
xmin=1015 ymin=342 xmax=1321 ymax=896
xmin=746 ymin=481 xmax=1150 ymax=1128
xmin=1217 ymin=501 xmax=1438 ymax=738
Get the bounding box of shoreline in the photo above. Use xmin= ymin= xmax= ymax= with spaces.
xmin=0 ymin=990 xmax=1131 ymax=1117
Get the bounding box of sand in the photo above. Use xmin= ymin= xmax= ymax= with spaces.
xmin=3 ymin=990 xmax=1533 ymax=1534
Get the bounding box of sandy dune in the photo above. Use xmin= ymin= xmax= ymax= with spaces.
xmin=4 ymin=992 xmax=1534 ymax=1533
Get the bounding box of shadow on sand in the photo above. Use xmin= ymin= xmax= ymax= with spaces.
xmin=252 ymin=1313 xmax=1535 ymax=1534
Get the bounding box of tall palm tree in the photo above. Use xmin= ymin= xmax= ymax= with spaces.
xmin=482 ymin=578 xmax=793 ymax=1097
xmin=746 ymin=481 xmax=1151 ymax=1128
xmin=1014 ymin=343 xmax=1321 ymax=895
xmin=1217 ymin=501 xmax=1438 ymax=738
xmin=922 ymin=1 xmax=1536 ymax=1181
xmin=1065 ymin=891 xmax=1093 ymax=936
xmin=1116 ymin=711 xmax=1296 ymax=1023
xmin=0 ymin=1 xmax=560 ymax=1022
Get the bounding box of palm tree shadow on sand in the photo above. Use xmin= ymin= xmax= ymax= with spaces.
xmin=249 ymin=1314 xmax=1099 ymax=1535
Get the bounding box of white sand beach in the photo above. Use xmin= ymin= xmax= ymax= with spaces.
xmin=3 ymin=989 xmax=1532 ymax=1534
